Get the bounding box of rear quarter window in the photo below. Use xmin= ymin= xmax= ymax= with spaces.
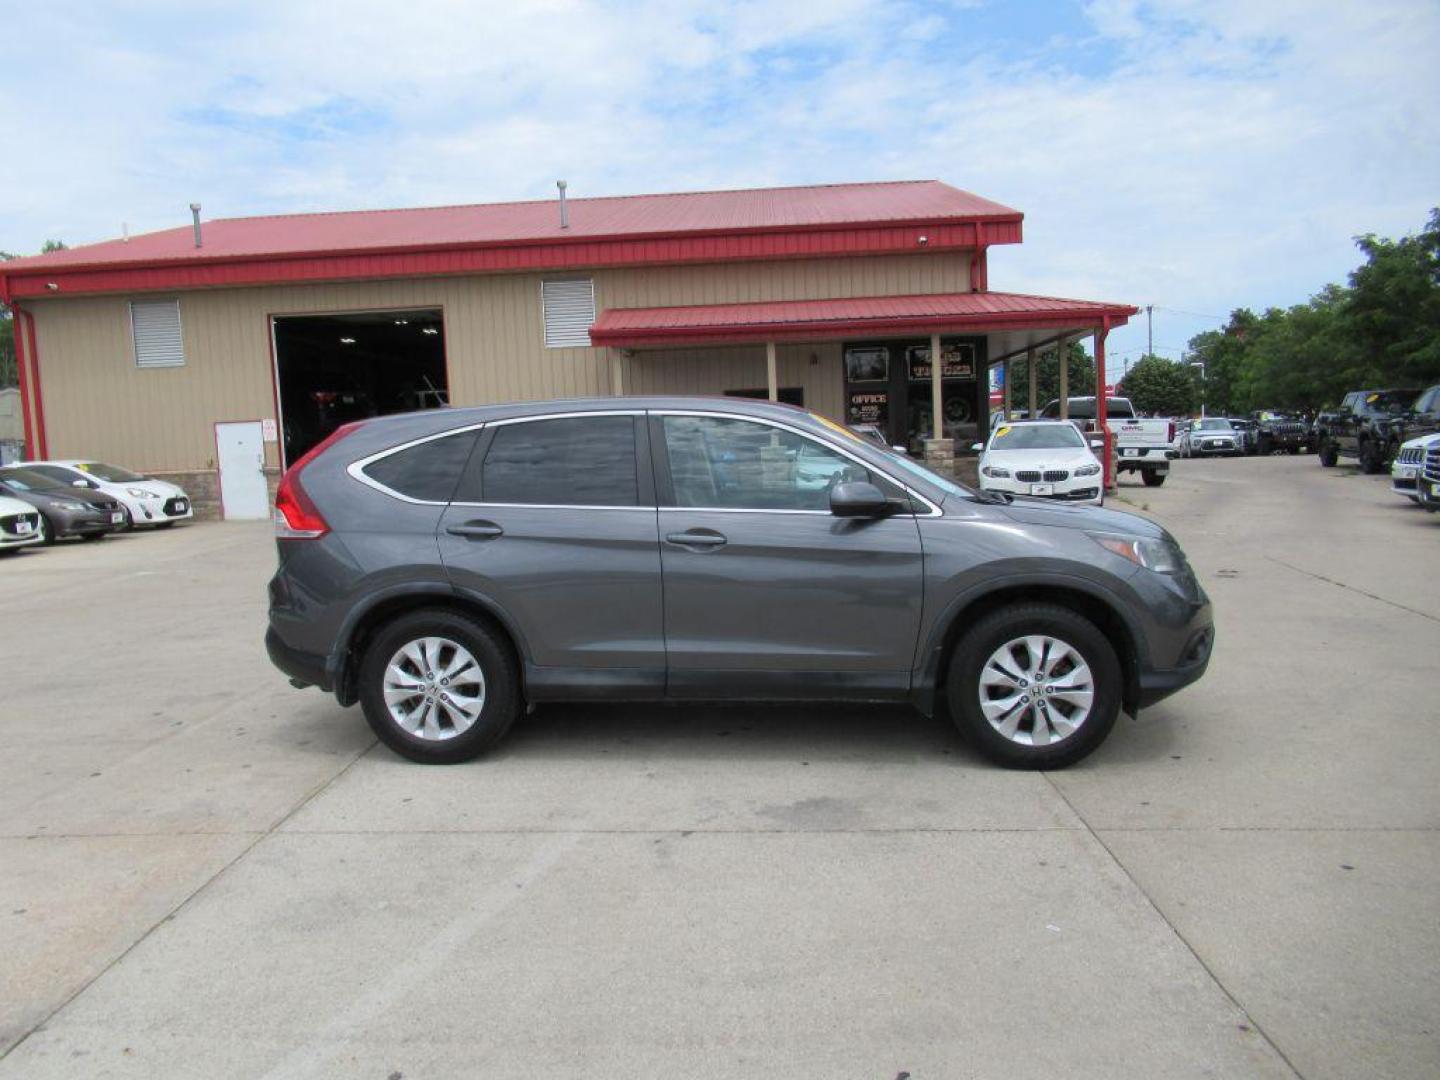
xmin=360 ymin=430 xmax=479 ymax=502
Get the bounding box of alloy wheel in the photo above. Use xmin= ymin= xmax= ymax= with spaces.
xmin=382 ymin=636 xmax=487 ymax=741
xmin=977 ymin=635 xmax=1095 ymax=747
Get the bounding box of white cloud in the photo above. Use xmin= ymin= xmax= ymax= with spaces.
xmin=2 ymin=0 xmax=1437 ymax=366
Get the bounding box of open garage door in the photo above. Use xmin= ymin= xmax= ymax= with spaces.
xmin=272 ymin=308 xmax=447 ymax=466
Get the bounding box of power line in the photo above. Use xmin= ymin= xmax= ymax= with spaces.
xmin=1152 ymin=305 xmax=1227 ymax=323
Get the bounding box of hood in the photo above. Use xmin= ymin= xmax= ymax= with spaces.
xmin=0 ymin=494 xmax=38 ymax=516
xmin=996 ymin=498 xmax=1166 ymax=539
xmin=123 ymin=478 xmax=185 ymax=497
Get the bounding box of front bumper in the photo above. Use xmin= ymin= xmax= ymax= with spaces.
xmin=1136 ymin=624 xmax=1214 ymax=709
xmin=0 ymin=517 xmax=43 ymax=549
xmin=979 ymin=477 xmax=1103 ymax=504
xmin=1391 ymin=464 xmax=1419 ymax=496
xmin=1193 ymin=440 xmax=1239 ymax=455
xmin=123 ymin=492 xmax=194 ymax=526
xmin=53 ymin=507 xmax=119 ymax=537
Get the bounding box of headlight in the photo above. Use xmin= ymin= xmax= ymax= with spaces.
xmin=1075 ymin=463 xmax=1101 ymax=477
xmin=127 ymin=487 xmax=158 ymax=499
xmin=55 ymin=501 xmax=89 ymax=512
xmin=981 ymin=465 xmax=1011 ymax=478
xmin=1089 ymin=533 xmax=1184 ymax=574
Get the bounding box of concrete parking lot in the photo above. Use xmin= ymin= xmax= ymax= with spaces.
xmin=2 ymin=455 xmax=1436 ymax=1079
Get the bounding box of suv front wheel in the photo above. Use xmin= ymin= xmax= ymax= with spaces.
xmin=358 ymin=609 xmax=521 ymax=764
xmin=946 ymin=604 xmax=1121 ymax=769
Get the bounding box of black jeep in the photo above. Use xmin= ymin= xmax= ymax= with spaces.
xmin=1249 ymin=410 xmax=1310 ymax=455
xmin=1315 ymin=389 xmax=1422 ymax=473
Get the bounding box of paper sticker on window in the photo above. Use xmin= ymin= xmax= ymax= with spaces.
xmin=815 ymin=415 xmax=866 ymax=444
xmin=1366 ymin=393 xmax=1379 ymax=403
xmin=995 ymin=426 xmax=1011 ymax=438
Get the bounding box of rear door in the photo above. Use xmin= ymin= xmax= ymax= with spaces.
xmin=651 ymin=410 xmax=925 ymax=699
xmin=436 ymin=411 xmax=665 ymax=699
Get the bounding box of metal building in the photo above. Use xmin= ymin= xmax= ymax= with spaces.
xmin=0 ymin=180 xmax=1135 ymax=517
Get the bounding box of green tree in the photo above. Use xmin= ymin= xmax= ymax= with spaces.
xmin=1005 ymin=340 xmax=1095 ymax=413
xmin=0 ymin=243 xmax=65 ymax=387
xmin=1344 ymin=208 xmax=1440 ymax=383
xmin=1118 ymin=354 xmax=1197 ymax=416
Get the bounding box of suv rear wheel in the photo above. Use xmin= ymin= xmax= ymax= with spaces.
xmin=1318 ymin=437 xmax=1338 ymax=467
xmin=1358 ymin=438 xmax=1384 ymax=474
xmin=946 ymin=603 xmax=1121 ymax=769
xmin=358 ymin=609 xmax=521 ymax=764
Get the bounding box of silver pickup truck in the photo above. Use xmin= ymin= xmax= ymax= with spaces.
xmin=1040 ymin=396 xmax=1177 ymax=487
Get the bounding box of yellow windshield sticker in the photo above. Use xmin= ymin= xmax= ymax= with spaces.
xmin=815 ymin=415 xmax=866 ymax=444
xmin=77 ymin=463 xmax=92 ymax=473
xmin=1366 ymin=393 xmax=1379 ymax=403
xmin=995 ymin=425 xmax=1011 ymax=438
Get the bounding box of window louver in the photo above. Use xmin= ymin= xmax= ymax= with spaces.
xmin=541 ymin=279 xmax=595 ymax=349
xmin=131 ymin=299 xmax=185 ymax=368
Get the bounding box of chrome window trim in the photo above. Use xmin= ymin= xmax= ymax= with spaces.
xmin=653 ymin=409 xmax=943 ymax=517
xmin=347 ymin=422 xmax=489 ymax=506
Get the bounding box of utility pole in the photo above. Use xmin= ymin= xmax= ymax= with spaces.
xmin=1146 ymin=304 xmax=1153 ymax=359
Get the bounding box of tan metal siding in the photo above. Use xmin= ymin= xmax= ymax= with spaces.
xmin=28 ymin=252 xmax=968 ymax=471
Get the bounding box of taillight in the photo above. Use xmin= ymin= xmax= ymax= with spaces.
xmin=273 ymin=422 xmax=362 ymax=540
xmin=1167 ymin=420 xmax=1176 ymax=443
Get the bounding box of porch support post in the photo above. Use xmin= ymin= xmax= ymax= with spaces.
xmin=608 ymin=349 xmax=625 ymax=396
xmin=1058 ymin=336 xmax=1070 ymax=419
xmin=1027 ymin=347 xmax=1037 ymax=417
xmin=929 ymin=332 xmax=943 ymax=441
xmin=765 ymin=341 xmax=778 ymax=402
xmin=1002 ymin=358 xmax=1012 ymax=420
xmin=1096 ymin=319 xmax=1112 ymax=488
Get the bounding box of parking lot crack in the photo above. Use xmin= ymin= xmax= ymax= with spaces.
xmin=1041 ymin=773 xmax=1307 ymax=1079
xmin=1265 ymin=556 xmax=1440 ymax=624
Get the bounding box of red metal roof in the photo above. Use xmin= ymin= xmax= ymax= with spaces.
xmin=590 ymin=291 xmax=1137 ymax=347
xmin=5 ymin=179 xmax=1018 ymax=273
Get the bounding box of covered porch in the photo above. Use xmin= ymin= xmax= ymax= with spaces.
xmin=590 ymin=290 xmax=1138 ymax=482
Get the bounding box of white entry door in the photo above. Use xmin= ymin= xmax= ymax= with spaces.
xmin=215 ymin=421 xmax=270 ymax=520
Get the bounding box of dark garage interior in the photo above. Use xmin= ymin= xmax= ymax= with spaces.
xmin=273 ymin=308 xmax=448 ymax=465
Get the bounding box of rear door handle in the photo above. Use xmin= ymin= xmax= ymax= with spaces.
xmin=447 ymin=521 xmax=504 ymax=540
xmin=665 ymin=530 xmax=727 ymax=549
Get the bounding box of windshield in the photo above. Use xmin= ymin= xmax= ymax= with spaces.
xmin=0 ymin=468 xmax=64 ymax=492
xmin=1196 ymin=419 xmax=1233 ymax=431
xmin=1365 ymin=391 xmax=1418 ymax=413
xmin=989 ymin=424 xmax=1085 ymax=450
xmin=75 ymin=461 xmax=145 ymax=482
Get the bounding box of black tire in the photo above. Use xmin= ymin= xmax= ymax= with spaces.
xmin=81 ymin=532 xmax=106 ymax=542
xmin=37 ymin=515 xmax=57 ymax=545
xmin=945 ymin=603 xmax=1122 ymax=769
xmin=1318 ymin=438 xmax=1338 ymax=467
xmin=1358 ymin=438 xmax=1383 ymax=474
xmin=1256 ymin=436 xmax=1272 ymax=456
xmin=358 ymin=609 xmax=521 ymax=764
xmin=1141 ymin=470 xmax=1166 ymax=487
xmin=1286 ymin=446 xmax=1300 ymax=455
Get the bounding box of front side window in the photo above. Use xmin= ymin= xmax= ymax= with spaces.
xmin=361 ymin=430 xmax=479 ymax=502
xmin=662 ymin=415 xmax=884 ymax=511
xmin=479 ymin=415 xmax=638 ymax=506
xmin=14 ymin=464 xmax=78 ymax=486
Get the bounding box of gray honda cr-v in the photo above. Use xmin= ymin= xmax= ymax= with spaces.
xmin=266 ymin=397 xmax=1212 ymax=768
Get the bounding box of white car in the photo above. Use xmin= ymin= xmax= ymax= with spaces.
xmin=0 ymin=493 xmax=44 ymax=553
xmin=973 ymin=420 xmax=1105 ymax=505
xmin=1391 ymin=434 xmax=1435 ymax=503
xmin=23 ymin=460 xmax=193 ymax=528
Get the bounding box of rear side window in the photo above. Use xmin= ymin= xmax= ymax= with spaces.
xmin=478 ymin=416 xmax=638 ymax=506
xmin=361 ymin=430 xmax=479 ymax=502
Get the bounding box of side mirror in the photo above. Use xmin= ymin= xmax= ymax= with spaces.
xmin=1090 ymin=438 xmax=1105 ymax=450
xmin=970 ymin=442 xmax=984 ymax=452
xmin=830 ymin=481 xmax=892 ymax=518
xmin=890 ymin=445 xmax=908 ymax=455
xmin=71 ymin=478 xmax=97 ymax=489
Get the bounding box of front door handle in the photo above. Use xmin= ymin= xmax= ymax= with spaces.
xmin=665 ymin=529 xmax=727 ymax=549
xmin=447 ymin=521 xmax=504 ymax=540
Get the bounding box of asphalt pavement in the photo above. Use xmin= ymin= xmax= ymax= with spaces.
xmin=1 ymin=454 xmax=1435 ymax=1079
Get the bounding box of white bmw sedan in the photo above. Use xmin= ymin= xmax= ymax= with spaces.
xmin=23 ymin=460 xmax=193 ymax=528
xmin=973 ymin=420 xmax=1105 ymax=505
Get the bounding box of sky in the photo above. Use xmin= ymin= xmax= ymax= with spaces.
xmin=2 ymin=0 xmax=1438 ymax=369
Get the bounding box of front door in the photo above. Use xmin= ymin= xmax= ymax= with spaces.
xmin=214 ymin=421 xmax=270 ymax=519
xmin=652 ymin=412 xmax=925 ymax=698
xmin=436 ymin=412 xmax=666 ymax=699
